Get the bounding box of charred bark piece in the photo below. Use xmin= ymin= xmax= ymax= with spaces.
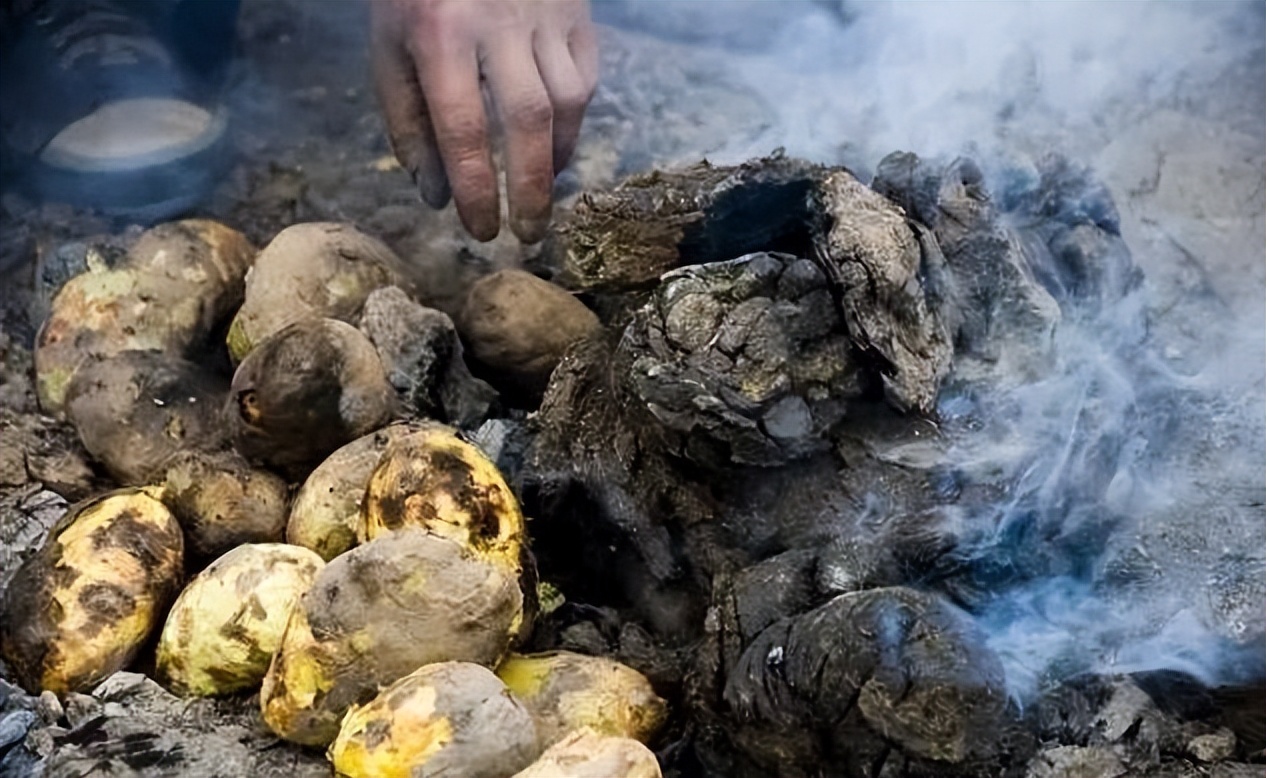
xmin=718 ymin=587 xmax=1017 ymax=776
xmin=621 ymin=251 xmax=866 ymax=469
xmin=544 ymin=154 xmax=827 ymax=293
xmin=872 ymin=152 xmax=1061 ymax=380
xmin=817 ymin=170 xmax=953 ymax=414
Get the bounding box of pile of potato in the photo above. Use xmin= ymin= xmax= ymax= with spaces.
xmin=1 ymin=218 xmax=661 ymax=776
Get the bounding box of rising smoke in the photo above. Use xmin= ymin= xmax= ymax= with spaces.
xmin=600 ymin=0 xmax=1266 ymax=701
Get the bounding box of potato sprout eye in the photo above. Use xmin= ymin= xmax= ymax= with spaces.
xmin=237 ymin=390 xmax=261 ymax=424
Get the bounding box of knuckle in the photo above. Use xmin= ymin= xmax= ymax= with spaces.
xmin=506 ymin=94 xmax=553 ymax=132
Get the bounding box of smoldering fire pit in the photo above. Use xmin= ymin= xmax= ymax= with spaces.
xmin=1 ymin=143 xmax=1262 ymax=778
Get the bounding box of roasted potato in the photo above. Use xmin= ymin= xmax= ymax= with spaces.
xmin=64 ymin=350 xmax=229 ymax=486
xmin=497 ymin=651 xmax=667 ymax=747
xmin=287 ymin=423 xmax=417 ymax=561
xmin=359 ymin=425 xmax=525 ymax=578
xmin=459 ymin=269 xmax=602 ymax=403
xmin=155 ymin=543 xmax=323 ymax=697
xmin=160 ymin=449 xmax=290 ymax=564
xmin=227 ymin=317 xmax=397 ymax=476
xmin=226 ymin=222 xmax=413 ymax=363
xmin=35 ymin=219 xmax=254 ymax=416
xmin=512 ymin=727 xmax=662 ymax=778
xmin=0 ymin=488 xmax=184 ymax=694
xmin=328 ymin=661 xmax=540 ymax=778
xmin=259 ymin=528 xmax=523 ymax=746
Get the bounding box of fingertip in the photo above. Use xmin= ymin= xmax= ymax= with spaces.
xmin=511 ymin=213 xmax=551 ymax=245
xmin=416 ymin=172 xmax=451 ymax=209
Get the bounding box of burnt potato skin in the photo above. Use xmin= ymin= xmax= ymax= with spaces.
xmin=227 ymin=317 xmax=397 ymax=477
xmin=0 ymin=488 xmax=184 ymax=694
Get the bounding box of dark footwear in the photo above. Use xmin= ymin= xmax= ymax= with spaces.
xmin=0 ymin=0 xmax=238 ymax=222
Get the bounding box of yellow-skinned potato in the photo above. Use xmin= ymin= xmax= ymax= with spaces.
xmin=512 ymin=727 xmax=662 ymax=778
xmin=359 ymin=425 xmax=525 ymax=578
xmin=35 ymin=219 xmax=254 ymax=415
xmin=287 ymin=422 xmax=418 ymax=561
xmin=260 ymin=528 xmax=523 ymax=746
xmin=226 ymin=222 xmax=414 ymax=363
xmin=0 ymin=488 xmax=184 ymax=694
xmin=156 ymin=543 xmax=323 ymax=697
xmin=328 ymin=661 xmax=539 ymax=778
xmin=497 ymin=651 xmax=668 ymax=747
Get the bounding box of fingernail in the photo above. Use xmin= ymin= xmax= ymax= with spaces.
xmin=416 ymin=171 xmax=451 ymax=210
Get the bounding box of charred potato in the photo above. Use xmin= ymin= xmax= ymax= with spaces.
xmin=226 ymin=222 xmax=413 ymax=363
xmin=287 ymin=423 xmax=417 ymax=561
xmin=497 ymin=651 xmax=667 ymax=747
xmin=459 ymin=269 xmax=602 ymax=403
xmin=512 ymin=727 xmax=662 ymax=778
xmin=359 ymin=425 xmax=525 ymax=577
xmin=328 ymin=661 xmax=539 ymax=778
xmin=36 ymin=219 xmax=254 ymax=415
xmin=228 ymin=317 xmax=397 ymax=476
xmin=260 ymin=528 xmax=523 ymax=746
xmin=155 ymin=543 xmax=323 ymax=697
xmin=0 ymin=488 xmax=184 ymax=694
xmin=160 ymin=449 xmax=290 ymax=563
xmin=64 ymin=350 xmax=229 ymax=485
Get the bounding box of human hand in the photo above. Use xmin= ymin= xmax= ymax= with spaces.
xmin=370 ymin=0 xmax=598 ymax=244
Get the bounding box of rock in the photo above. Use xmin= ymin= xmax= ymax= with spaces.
xmin=35 ymin=693 xmax=60 ymax=726
xmin=0 ymin=709 xmax=36 ymax=750
xmin=358 ymin=285 xmax=498 ymax=427
xmin=61 ymin=694 xmax=100 ymax=729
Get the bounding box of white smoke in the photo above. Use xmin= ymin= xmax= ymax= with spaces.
xmin=600 ymin=0 xmax=1265 ymax=698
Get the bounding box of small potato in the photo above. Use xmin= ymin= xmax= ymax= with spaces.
xmin=36 ymin=219 xmax=254 ymax=415
xmin=64 ymin=350 xmax=229 ymax=485
xmin=0 ymin=488 xmax=184 ymax=694
xmin=328 ymin=661 xmax=539 ymax=778
xmin=497 ymin=651 xmax=667 ymax=747
xmin=155 ymin=543 xmax=323 ymax=697
xmin=260 ymin=528 xmax=523 ymax=746
xmin=161 ymin=449 xmax=290 ymax=564
xmin=287 ymin=423 xmax=417 ymax=561
xmin=227 ymin=222 xmax=414 ymax=363
xmin=228 ymin=318 xmax=397 ymax=476
xmin=459 ymin=269 xmax=602 ymax=404
xmin=359 ymin=425 xmax=525 ymax=578
xmin=512 ymin=727 xmax=662 ymax=778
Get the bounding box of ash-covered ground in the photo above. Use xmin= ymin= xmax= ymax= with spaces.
xmin=1 ymin=1 xmax=1263 ymax=777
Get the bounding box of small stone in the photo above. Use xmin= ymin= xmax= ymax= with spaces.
xmin=23 ymin=724 xmax=55 ymax=759
xmin=63 ymin=692 xmax=102 ymax=728
xmin=1187 ymin=729 xmax=1237 ymax=763
xmin=36 ymin=690 xmax=62 ymax=725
